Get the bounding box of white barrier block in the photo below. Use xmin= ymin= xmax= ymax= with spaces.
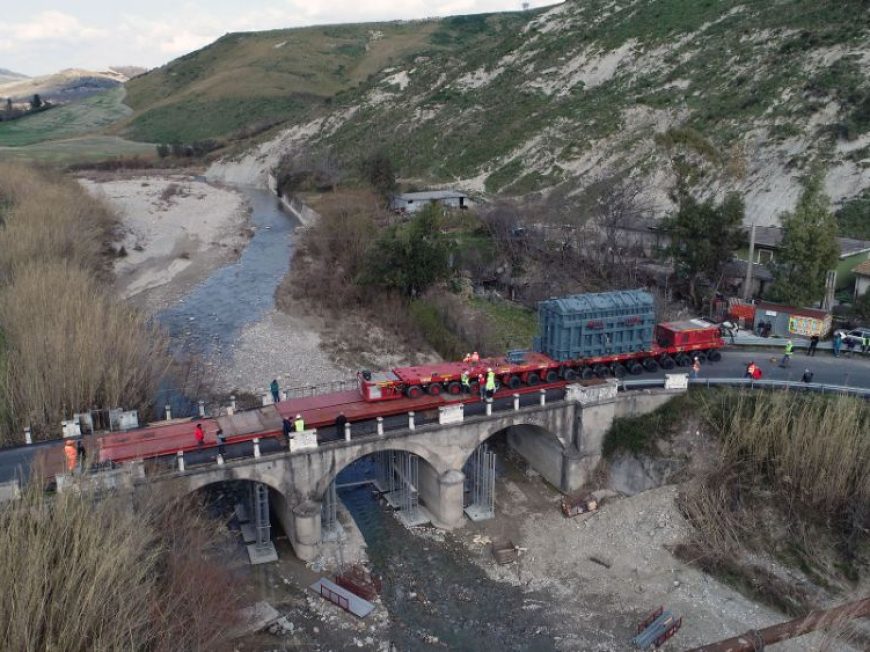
xmin=566 ymin=379 xmax=619 ymax=404
xmin=438 ymin=404 xmax=464 ymax=425
xmin=61 ymin=419 xmax=81 ymax=438
xmin=665 ymin=373 xmax=689 ymax=390
xmin=290 ymin=429 xmax=318 ymax=452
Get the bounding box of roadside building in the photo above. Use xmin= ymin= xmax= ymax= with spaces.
xmin=733 ymin=226 xmax=870 ymax=292
xmin=853 ymin=260 xmax=870 ymax=299
xmin=752 ymin=300 xmax=832 ymax=339
xmin=390 ymin=190 xmax=470 ymax=214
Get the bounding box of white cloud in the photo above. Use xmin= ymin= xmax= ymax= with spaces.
xmin=0 ymin=11 xmax=107 ymax=48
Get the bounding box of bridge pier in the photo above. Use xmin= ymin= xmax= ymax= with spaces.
xmin=273 ymin=495 xmax=322 ymax=562
xmin=416 ymin=467 xmax=465 ymax=529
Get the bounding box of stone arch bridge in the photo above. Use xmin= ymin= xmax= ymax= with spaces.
xmin=120 ymin=379 xmax=687 ymax=560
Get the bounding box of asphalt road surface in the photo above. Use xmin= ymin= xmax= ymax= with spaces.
xmin=1 ymin=346 xmax=867 ymax=484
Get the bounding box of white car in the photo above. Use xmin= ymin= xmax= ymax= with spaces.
xmin=834 ymin=327 xmax=870 ymax=346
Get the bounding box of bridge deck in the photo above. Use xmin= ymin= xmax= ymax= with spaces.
xmin=2 ymin=380 xmax=585 ymax=478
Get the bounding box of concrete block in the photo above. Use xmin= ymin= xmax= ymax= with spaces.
xmin=290 ymin=430 xmax=318 ymax=452
xmin=438 ymin=404 xmax=464 ymax=425
xmin=664 ymin=373 xmax=689 ymax=390
xmin=247 ymin=542 xmax=279 ymax=565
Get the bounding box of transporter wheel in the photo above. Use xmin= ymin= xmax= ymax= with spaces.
xmin=545 ymin=370 xmax=559 ymax=383
xmin=707 ymin=350 xmax=722 ymax=362
xmin=526 ymin=372 xmax=540 ymax=386
xmin=581 ymin=367 xmax=595 ymax=380
xmin=694 ymin=350 xmax=708 ymax=361
xmin=643 ymin=358 xmax=660 ymax=372
xmin=469 ymin=381 xmax=480 ymax=395
xmin=611 ymin=363 xmax=627 ymax=378
xmin=562 ymin=368 xmax=577 ymax=381
xmin=406 ymin=385 xmax=423 ymax=399
xmin=628 ymin=362 xmax=644 ymax=375
xmin=506 ymin=375 xmax=522 ymax=389
xmin=447 ymin=381 xmax=462 ymax=395
xmin=593 ymin=364 xmax=610 ymax=378
xmin=675 ymin=354 xmax=691 ymax=367
xmin=427 ymin=383 xmax=442 ymax=396
xmin=659 ymin=356 xmax=675 ymax=370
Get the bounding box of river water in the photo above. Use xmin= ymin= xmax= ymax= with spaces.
xmin=154 ymin=186 xmax=298 ymax=413
xmin=335 ymin=457 xmax=561 ymax=651
xmin=157 ymin=187 xmax=299 ymax=359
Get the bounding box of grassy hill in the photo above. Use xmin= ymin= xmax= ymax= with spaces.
xmin=122 ymin=17 xmax=524 ymax=142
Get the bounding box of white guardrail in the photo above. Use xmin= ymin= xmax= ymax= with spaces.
xmin=620 ymin=377 xmax=870 ymax=398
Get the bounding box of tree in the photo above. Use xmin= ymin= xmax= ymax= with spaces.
xmin=363 ymin=203 xmax=450 ymax=296
xmin=156 ymin=143 xmax=170 ymax=158
xmin=767 ymin=176 xmax=839 ymax=306
xmin=660 ymin=192 xmax=745 ymax=307
xmin=3 ymin=98 xmax=11 ymax=115
xmin=29 ymin=94 xmax=42 ymax=110
xmin=362 ymin=151 xmax=397 ymax=204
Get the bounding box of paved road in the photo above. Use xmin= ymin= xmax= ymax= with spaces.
xmin=1 ymin=346 xmax=867 ymax=484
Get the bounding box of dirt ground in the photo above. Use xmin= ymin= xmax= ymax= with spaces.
xmin=80 ymin=172 xmax=251 ymax=314
xmin=235 ymin=446 xmax=848 ymax=651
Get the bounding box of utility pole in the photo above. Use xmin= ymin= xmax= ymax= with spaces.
xmin=742 ymin=223 xmax=756 ymax=301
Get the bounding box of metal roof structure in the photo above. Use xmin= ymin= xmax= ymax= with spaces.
xmin=853 ymin=259 xmax=870 ymax=277
xmin=748 ymin=226 xmax=870 ymax=259
xmin=393 ymin=190 xmax=467 ymax=201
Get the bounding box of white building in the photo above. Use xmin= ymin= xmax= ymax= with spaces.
xmin=390 ymin=190 xmax=470 ymax=214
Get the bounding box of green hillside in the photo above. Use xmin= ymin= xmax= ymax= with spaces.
xmin=122 ymin=15 xmax=532 ymax=143
xmin=0 ymin=87 xmax=132 ymax=146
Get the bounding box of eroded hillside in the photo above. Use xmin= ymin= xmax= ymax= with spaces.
xmin=206 ymin=0 xmax=870 ymax=225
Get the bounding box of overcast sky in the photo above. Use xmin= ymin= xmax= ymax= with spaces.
xmin=1 ymin=1 xmax=558 ymax=76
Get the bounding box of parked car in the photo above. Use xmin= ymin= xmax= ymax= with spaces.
xmin=835 ymin=327 xmax=870 ymax=346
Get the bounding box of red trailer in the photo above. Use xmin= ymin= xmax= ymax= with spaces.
xmin=357 ymin=319 xmax=724 ymax=402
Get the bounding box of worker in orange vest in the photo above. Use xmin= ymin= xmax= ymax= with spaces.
xmin=64 ymin=439 xmax=77 ymax=473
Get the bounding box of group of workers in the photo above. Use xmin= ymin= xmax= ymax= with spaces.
xmin=459 ymin=364 xmax=497 ymax=398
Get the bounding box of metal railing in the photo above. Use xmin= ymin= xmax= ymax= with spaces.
xmin=620 ymin=377 xmax=870 ymax=398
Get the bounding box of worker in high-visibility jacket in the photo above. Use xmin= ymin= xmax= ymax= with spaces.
xmin=485 ymin=368 xmax=496 ymax=398
xmin=460 ymin=370 xmax=470 ymax=392
xmin=780 ymin=340 xmax=794 ymax=368
xmin=64 ymin=439 xmax=77 ymax=473
xmin=294 ymin=414 xmax=305 ymax=432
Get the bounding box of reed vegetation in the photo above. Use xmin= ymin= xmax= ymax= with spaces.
xmin=0 ymin=163 xmax=170 ymax=443
xmin=676 ymin=390 xmax=869 ymax=611
xmin=0 ymin=484 xmax=243 ymax=650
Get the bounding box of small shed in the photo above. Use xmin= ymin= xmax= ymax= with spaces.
xmin=390 ymin=190 xmax=469 ymax=214
xmin=752 ymin=301 xmax=832 ymax=339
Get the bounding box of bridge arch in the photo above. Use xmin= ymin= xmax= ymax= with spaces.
xmin=460 ymin=422 xmax=568 ymax=493
xmin=312 ymin=440 xmax=453 ymax=501
xmin=181 ymin=465 xmax=289 ymax=501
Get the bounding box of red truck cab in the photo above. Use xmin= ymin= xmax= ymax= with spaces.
xmin=654 ymin=320 xmax=725 ymax=353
